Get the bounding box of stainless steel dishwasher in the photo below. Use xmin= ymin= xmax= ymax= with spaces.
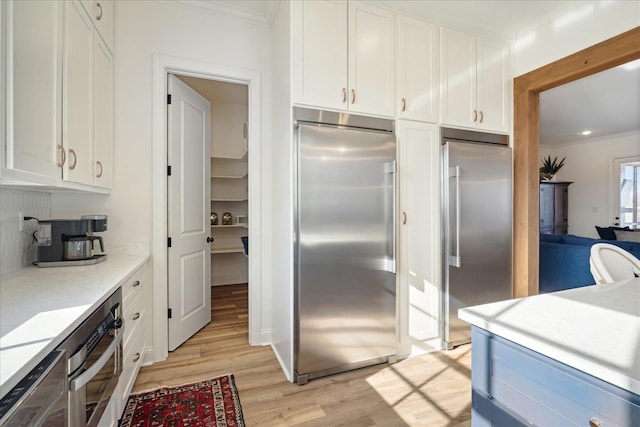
xmin=0 ymin=349 xmax=68 ymax=426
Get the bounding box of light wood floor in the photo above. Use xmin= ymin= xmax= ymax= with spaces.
xmin=133 ymin=284 xmax=472 ymax=426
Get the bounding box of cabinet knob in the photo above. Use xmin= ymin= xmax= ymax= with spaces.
xmin=133 ymin=352 xmax=141 ymax=362
xmin=402 ymin=211 xmax=407 ymax=225
xmin=69 ymin=149 xmax=77 ymax=170
xmin=132 ymin=312 xmax=141 ymax=321
xmin=473 ymin=110 xmax=477 ymax=122
xmin=96 ymin=2 xmax=103 ymax=20
xmin=479 ymin=111 xmax=484 ymax=123
xmin=351 ymin=89 xmax=356 ymax=104
xmin=132 ymin=280 xmax=141 ymax=287
xmin=342 ymin=88 xmax=347 ymax=103
xmin=401 ymin=98 xmax=406 ymax=112
xmin=96 ymin=161 xmax=103 ymax=178
xmin=589 ymin=417 xmax=602 ymax=427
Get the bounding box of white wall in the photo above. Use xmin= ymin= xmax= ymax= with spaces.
xmin=0 ymin=189 xmax=50 ymax=275
xmin=212 ymin=103 xmax=248 ymax=159
xmin=269 ymin=0 xmax=294 ymax=382
xmin=514 ymin=1 xmax=640 ymax=76
xmin=541 ymin=132 xmax=640 ymax=238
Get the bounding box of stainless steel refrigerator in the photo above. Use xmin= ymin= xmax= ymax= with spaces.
xmin=441 ymin=127 xmax=513 ymax=350
xmin=293 ymin=107 xmax=397 ymax=384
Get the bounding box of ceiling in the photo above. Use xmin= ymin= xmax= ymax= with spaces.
xmin=178 ymin=76 xmax=248 ymax=106
xmin=167 ymin=1 xmax=640 ymax=144
xmin=540 ymin=59 xmax=640 ymax=145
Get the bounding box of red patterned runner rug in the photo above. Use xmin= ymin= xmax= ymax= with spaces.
xmin=119 ymin=374 xmax=245 ymax=427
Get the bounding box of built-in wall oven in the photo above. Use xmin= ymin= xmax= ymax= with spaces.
xmin=0 ymin=288 xmax=122 ymax=427
xmin=60 ymin=288 xmax=123 ymax=426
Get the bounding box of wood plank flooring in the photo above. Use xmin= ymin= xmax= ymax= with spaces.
xmin=133 ymin=284 xmax=472 ymax=426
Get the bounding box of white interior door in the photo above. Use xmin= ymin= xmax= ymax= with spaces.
xmin=168 ymin=74 xmax=212 ymax=351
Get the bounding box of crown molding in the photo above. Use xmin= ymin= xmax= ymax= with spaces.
xmin=159 ymin=0 xmax=280 ymax=27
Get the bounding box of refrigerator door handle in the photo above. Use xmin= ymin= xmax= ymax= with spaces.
xmin=385 ymin=161 xmax=397 ymax=274
xmin=449 ymin=166 xmax=462 ymax=268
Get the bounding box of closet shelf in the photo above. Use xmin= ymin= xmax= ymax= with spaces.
xmin=211 ymin=198 xmax=248 ymax=202
xmin=211 ymin=173 xmax=248 ymax=179
xmin=211 ymin=247 xmax=245 ymax=254
xmin=211 ymin=224 xmax=248 ymax=229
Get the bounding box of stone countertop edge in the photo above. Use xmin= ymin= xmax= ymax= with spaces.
xmin=0 ymin=253 xmax=150 ymax=399
xmin=458 ymin=278 xmax=640 ymax=395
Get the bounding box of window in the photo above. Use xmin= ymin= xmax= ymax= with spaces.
xmin=619 ymin=161 xmax=640 ymax=227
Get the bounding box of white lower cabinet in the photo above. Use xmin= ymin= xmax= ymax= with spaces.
xmin=101 ymin=261 xmax=150 ymax=426
xmin=396 ymin=121 xmax=441 ymax=356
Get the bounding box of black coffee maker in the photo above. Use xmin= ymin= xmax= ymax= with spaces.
xmin=36 ymin=215 xmax=108 ymax=267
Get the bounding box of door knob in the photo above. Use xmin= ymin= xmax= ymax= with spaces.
xmin=206 ymin=237 xmax=214 ymax=243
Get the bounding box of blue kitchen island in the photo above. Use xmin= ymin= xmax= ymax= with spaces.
xmin=459 ymin=279 xmax=640 ymax=426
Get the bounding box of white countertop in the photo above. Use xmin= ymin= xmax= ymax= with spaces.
xmin=0 ymin=253 xmax=149 ymax=399
xmin=459 ymin=279 xmax=640 ymax=395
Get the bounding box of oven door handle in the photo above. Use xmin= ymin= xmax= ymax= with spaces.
xmin=69 ymin=331 xmax=123 ymax=392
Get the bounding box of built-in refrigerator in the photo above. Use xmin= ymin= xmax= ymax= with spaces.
xmin=293 ymin=107 xmax=397 ymax=384
xmin=441 ymin=127 xmax=513 ymax=350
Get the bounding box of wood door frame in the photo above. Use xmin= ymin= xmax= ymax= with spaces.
xmin=513 ymin=26 xmax=640 ymax=298
xmin=151 ymin=54 xmax=267 ymax=363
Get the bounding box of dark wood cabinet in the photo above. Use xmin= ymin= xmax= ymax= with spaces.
xmin=540 ymin=182 xmax=572 ymax=235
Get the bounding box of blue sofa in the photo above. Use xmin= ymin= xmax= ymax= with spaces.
xmin=539 ymin=234 xmax=640 ymax=293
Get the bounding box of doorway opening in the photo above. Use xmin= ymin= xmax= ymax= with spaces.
xmin=167 ymin=74 xmax=250 ymax=351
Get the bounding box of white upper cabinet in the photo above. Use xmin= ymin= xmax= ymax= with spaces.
xmin=64 ymin=0 xmax=94 ymax=186
xmin=396 ymin=15 xmax=437 ymax=123
xmin=94 ymin=36 xmax=114 ymax=189
xmin=4 ymin=0 xmax=63 ymax=180
xmin=293 ymin=0 xmax=395 ymax=117
xmin=81 ymin=0 xmax=114 ymax=52
xmin=348 ymin=2 xmax=395 ymax=117
xmin=440 ymin=28 xmax=509 ymax=133
xmin=293 ymin=0 xmax=347 ymax=111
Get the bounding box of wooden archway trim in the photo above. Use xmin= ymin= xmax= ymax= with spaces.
xmin=513 ymin=26 xmax=640 ymax=298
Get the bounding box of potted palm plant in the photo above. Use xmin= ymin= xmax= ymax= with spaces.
xmin=540 ymin=155 xmax=566 ymax=181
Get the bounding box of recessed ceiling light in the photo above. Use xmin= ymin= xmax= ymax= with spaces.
xmin=581 ymin=130 xmax=592 ymax=136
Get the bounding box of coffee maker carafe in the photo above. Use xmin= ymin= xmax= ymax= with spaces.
xmin=36 ymin=215 xmax=108 ymax=267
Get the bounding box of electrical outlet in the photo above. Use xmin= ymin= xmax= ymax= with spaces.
xmin=18 ymin=211 xmax=24 ymax=231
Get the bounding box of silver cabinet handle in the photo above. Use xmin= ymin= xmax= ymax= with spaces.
xmin=473 ymin=110 xmax=477 ymax=122
xmin=351 ymin=89 xmax=356 ymax=104
xmin=132 ymin=280 xmax=140 ymax=287
xmin=401 ymin=98 xmax=406 ymax=112
xmin=479 ymin=111 xmax=484 ymax=123
xmin=402 ymin=211 xmax=407 ymax=225
xmin=69 ymin=331 xmax=123 ymax=392
xmin=342 ymin=88 xmax=347 ymax=103
xmin=96 ymin=160 xmax=103 ymax=178
xmin=57 ymin=145 xmax=66 ymax=167
xmin=96 ymin=2 xmax=103 ymax=20
xmin=132 ymin=312 xmax=140 ymax=320
xmin=133 ymin=352 xmax=141 ymax=362
xmin=68 ymin=149 xmax=77 ymax=170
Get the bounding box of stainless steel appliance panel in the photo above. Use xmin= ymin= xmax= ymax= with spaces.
xmin=443 ymin=137 xmax=512 ymax=349
xmin=295 ymin=116 xmax=396 ymax=380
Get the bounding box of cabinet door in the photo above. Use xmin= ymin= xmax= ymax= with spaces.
xmin=81 ymin=0 xmax=114 ymax=52
xmin=440 ymin=28 xmax=476 ymax=128
xmin=539 ymin=184 xmax=554 ymax=229
xmin=348 ymin=1 xmax=395 ymax=117
xmin=64 ymin=1 xmax=94 ymax=185
xmin=94 ymin=36 xmax=113 ymax=188
xmin=6 ymin=0 xmax=62 ymax=178
xmin=397 ymin=121 xmax=440 ymax=355
xmin=554 ymin=185 xmax=568 ymax=227
xmin=292 ymin=0 xmax=347 ymax=111
xmin=477 ymin=37 xmax=509 ymax=132
xmin=396 ymin=16 xmax=437 ymax=122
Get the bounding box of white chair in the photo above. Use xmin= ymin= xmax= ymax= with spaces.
xmin=589 ymin=243 xmax=640 ymax=284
